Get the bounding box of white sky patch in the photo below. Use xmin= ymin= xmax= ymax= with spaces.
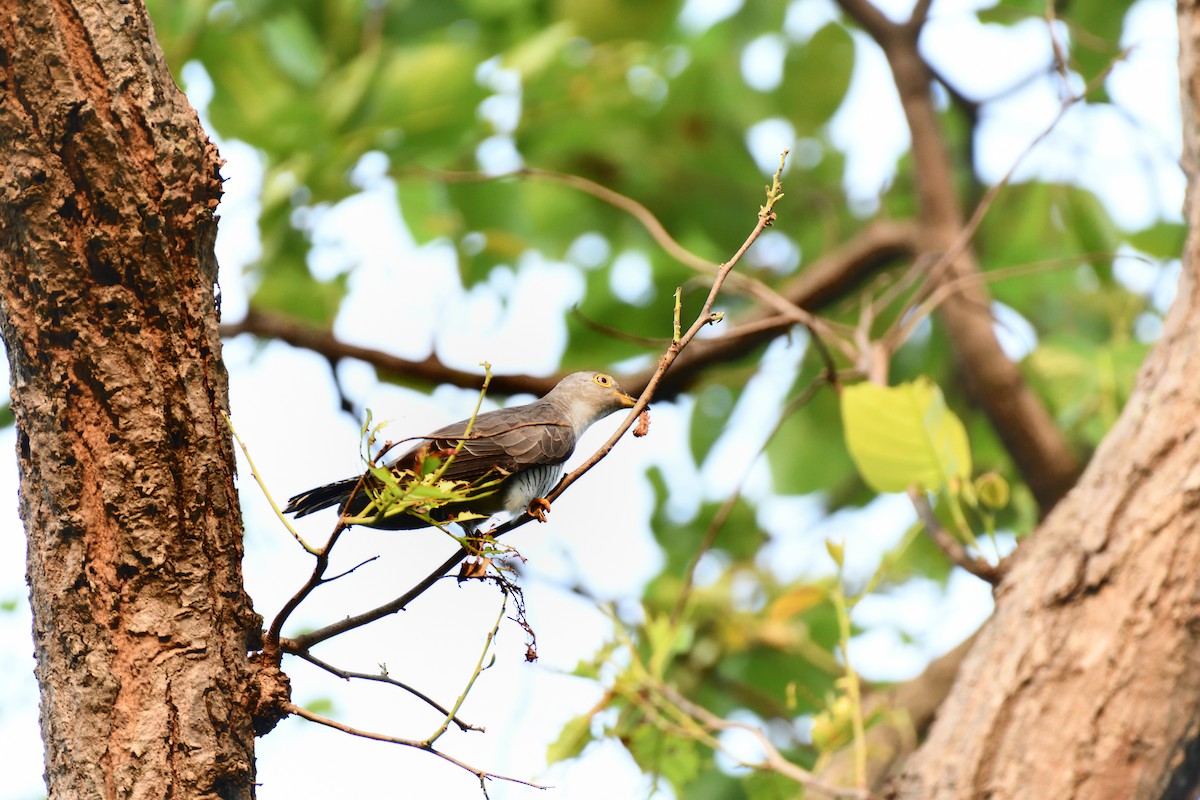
xmin=476 ymin=135 xmax=525 ymax=175
xmin=678 ymin=0 xmax=744 ymax=34
xmin=785 ymin=0 xmax=841 ymax=43
xmin=991 ymin=301 xmax=1038 ymax=361
xmin=746 ymin=230 xmax=802 ymax=273
xmin=741 ymin=34 xmax=786 ymax=91
xmin=478 ymin=92 xmax=522 ymax=133
xmin=921 ymin=16 xmax=1055 ymax=99
xmin=827 ymin=31 xmax=909 ymax=205
xmin=610 ymin=250 xmax=656 ymax=305
xmin=567 ymin=231 xmax=612 ymax=268
xmin=746 ymin=117 xmax=797 ymax=175
xmin=850 ymin=568 xmax=996 ymax=681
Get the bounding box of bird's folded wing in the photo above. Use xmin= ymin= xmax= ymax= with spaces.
xmin=403 ymin=403 xmax=576 ymax=485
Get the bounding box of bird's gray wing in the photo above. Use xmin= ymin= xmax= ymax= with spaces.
xmin=390 ymin=402 xmax=576 ymax=484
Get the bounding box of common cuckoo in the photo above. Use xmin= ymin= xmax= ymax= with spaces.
xmin=283 ymin=371 xmax=637 ymax=531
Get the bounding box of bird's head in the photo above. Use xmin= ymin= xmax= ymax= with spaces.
xmin=547 ymin=371 xmax=637 ymax=435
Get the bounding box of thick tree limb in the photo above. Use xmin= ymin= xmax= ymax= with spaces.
xmin=221 ymin=219 xmax=917 ymax=401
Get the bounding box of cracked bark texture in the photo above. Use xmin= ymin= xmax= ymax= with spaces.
xmin=0 ymin=2 xmax=259 ymax=798
xmin=890 ymin=5 xmax=1200 ymax=797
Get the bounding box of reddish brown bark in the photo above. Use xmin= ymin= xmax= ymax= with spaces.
xmin=891 ymin=4 xmax=1200 ymax=796
xmin=0 ymin=2 xmax=260 ymax=798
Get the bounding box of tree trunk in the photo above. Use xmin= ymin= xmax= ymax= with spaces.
xmin=892 ymin=5 xmax=1200 ymax=797
xmin=0 ymin=2 xmax=260 ymax=798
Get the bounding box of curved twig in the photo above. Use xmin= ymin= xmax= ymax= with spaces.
xmin=287 ymin=703 xmax=548 ymax=793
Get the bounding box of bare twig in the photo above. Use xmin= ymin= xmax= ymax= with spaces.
xmin=287 ymin=703 xmax=548 ymax=794
xmin=882 ymin=53 xmax=1131 ymax=352
xmin=291 ymin=649 xmax=482 ymax=732
xmin=265 ymin=521 xmax=348 ymax=655
xmin=224 ymin=412 xmax=316 ymax=554
xmin=426 ymin=594 xmax=508 ymax=746
xmin=907 ymin=490 xmax=1001 ymax=584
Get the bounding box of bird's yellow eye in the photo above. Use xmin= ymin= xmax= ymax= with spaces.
xmin=594 ymin=374 xmax=612 ymax=387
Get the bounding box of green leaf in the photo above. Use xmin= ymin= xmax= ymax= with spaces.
xmin=547 ymin=713 xmax=595 ymax=764
xmin=778 ymin=23 xmax=855 ymax=131
xmin=626 ymin=726 xmax=703 ymax=791
xmin=261 ymin=10 xmax=326 ymax=87
xmin=303 ymin=696 xmax=336 ymax=715
xmin=1125 ymin=222 xmax=1186 ymax=260
xmin=841 ymin=378 xmax=971 ymax=493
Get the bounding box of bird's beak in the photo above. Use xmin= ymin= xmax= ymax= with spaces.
xmin=616 ymin=390 xmax=637 ymax=408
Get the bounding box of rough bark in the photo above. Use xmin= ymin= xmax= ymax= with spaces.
xmin=891 ymin=5 xmax=1200 ymax=797
xmin=0 ymin=2 xmax=260 ymax=798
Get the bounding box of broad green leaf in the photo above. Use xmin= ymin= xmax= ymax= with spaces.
xmin=778 ymin=23 xmax=855 ymax=131
xmin=841 ymin=378 xmax=971 ymax=493
xmin=547 ymin=714 xmax=594 ymax=764
xmin=261 ymin=10 xmax=326 ymax=87
xmin=1125 ymin=222 xmax=1186 ymax=260
xmin=626 ymin=726 xmax=703 ymax=791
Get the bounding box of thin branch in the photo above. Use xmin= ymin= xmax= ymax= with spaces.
xmin=291 ymin=649 xmax=482 ymax=732
xmin=286 ymin=703 xmax=548 ymax=794
xmin=907 ymin=489 xmax=1000 ymax=584
xmin=413 ymin=166 xmax=716 ymax=274
xmin=426 ymin=593 xmax=508 ymax=746
xmin=285 ymin=547 xmax=462 ymax=652
xmin=265 ymin=521 xmax=348 ymax=656
xmin=224 ymin=412 xmax=316 ymax=554
xmin=322 ymin=555 xmax=380 ymax=584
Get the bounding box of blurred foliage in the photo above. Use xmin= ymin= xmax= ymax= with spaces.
xmin=144 ymin=0 xmax=1180 ymax=794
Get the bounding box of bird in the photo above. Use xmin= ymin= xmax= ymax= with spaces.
xmin=283 ymin=371 xmax=637 ymax=532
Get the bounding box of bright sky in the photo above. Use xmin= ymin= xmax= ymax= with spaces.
xmin=0 ymin=0 xmax=1183 ymax=798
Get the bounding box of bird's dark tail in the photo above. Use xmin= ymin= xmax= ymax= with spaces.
xmin=283 ymin=477 xmax=361 ymax=518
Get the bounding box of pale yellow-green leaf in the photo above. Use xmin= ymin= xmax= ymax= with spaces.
xmin=842 ymin=378 xmax=971 ymax=493
xmin=975 ymin=472 xmax=1011 ymax=509
xmin=825 ymin=538 xmax=844 ymax=569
